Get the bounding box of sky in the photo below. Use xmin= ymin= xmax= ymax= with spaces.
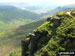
xmin=0 ymin=0 xmax=75 ymax=6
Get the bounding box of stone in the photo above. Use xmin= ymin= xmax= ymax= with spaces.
xmin=28 ymin=33 xmax=41 ymax=56
xmin=52 ymin=17 xmax=61 ymax=28
xmin=22 ymin=16 xmax=61 ymax=56
xmin=21 ymin=40 xmax=30 ymax=56
xmin=47 ymin=17 xmax=52 ymax=21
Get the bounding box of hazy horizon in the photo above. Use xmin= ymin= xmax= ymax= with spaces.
xmin=0 ymin=0 xmax=75 ymax=6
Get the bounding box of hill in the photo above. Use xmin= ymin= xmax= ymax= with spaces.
xmin=64 ymin=4 xmax=75 ymax=8
xmin=21 ymin=9 xmax=75 ymax=56
xmin=0 ymin=18 xmax=46 ymax=56
xmin=0 ymin=5 xmax=41 ymax=33
xmin=41 ymin=7 xmax=71 ymax=16
xmin=0 ymin=5 xmax=42 ymax=56
xmin=41 ymin=4 xmax=75 ymax=16
xmin=0 ymin=5 xmax=40 ymax=21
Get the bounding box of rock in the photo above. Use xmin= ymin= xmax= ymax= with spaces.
xmin=33 ymin=29 xmax=37 ymax=33
xmin=52 ymin=17 xmax=61 ymax=28
xmin=22 ymin=16 xmax=61 ymax=56
xmin=34 ymin=31 xmax=41 ymax=36
xmin=22 ymin=30 xmax=42 ymax=56
xmin=28 ymin=32 xmax=41 ymax=56
xmin=47 ymin=17 xmax=52 ymax=21
xmin=66 ymin=38 xmax=75 ymax=48
xmin=21 ymin=38 xmax=30 ymax=56
xmin=56 ymin=14 xmax=61 ymax=17
xmin=26 ymin=35 xmax=30 ymax=38
xmin=28 ymin=36 xmax=38 ymax=56
xmin=71 ymin=10 xmax=75 ymax=16
xmin=47 ymin=16 xmax=61 ymax=28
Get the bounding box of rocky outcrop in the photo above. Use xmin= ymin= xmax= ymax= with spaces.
xmin=71 ymin=11 xmax=75 ymax=16
xmin=47 ymin=17 xmax=52 ymax=21
xmin=21 ymin=10 xmax=75 ymax=56
xmin=21 ymin=30 xmax=43 ymax=56
xmin=21 ymin=16 xmax=62 ymax=56
xmin=47 ymin=16 xmax=61 ymax=28
xmin=28 ymin=31 xmax=42 ymax=56
xmin=66 ymin=38 xmax=75 ymax=48
xmin=21 ymin=38 xmax=30 ymax=56
xmin=52 ymin=17 xmax=61 ymax=28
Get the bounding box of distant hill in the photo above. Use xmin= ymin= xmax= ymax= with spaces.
xmin=0 ymin=5 xmax=41 ymax=21
xmin=41 ymin=7 xmax=71 ymax=16
xmin=0 ymin=19 xmax=46 ymax=56
xmin=0 ymin=5 xmax=41 ymax=32
xmin=0 ymin=19 xmax=46 ymax=41
xmin=0 ymin=5 xmax=45 ymax=56
xmin=41 ymin=4 xmax=75 ymax=16
xmin=64 ymin=4 xmax=75 ymax=8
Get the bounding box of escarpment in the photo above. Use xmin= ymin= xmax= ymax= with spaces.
xmin=21 ymin=30 xmax=42 ymax=56
xmin=21 ymin=10 xmax=75 ymax=56
xmin=21 ymin=16 xmax=61 ymax=56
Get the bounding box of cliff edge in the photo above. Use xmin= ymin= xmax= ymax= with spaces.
xmin=21 ymin=10 xmax=75 ymax=56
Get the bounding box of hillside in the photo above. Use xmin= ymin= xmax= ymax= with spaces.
xmin=21 ymin=10 xmax=75 ymax=56
xmin=0 ymin=5 xmax=41 ymax=33
xmin=0 ymin=5 xmax=44 ymax=56
xmin=0 ymin=5 xmax=40 ymax=21
xmin=41 ymin=7 xmax=71 ymax=16
xmin=0 ymin=19 xmax=46 ymax=40
xmin=0 ymin=18 xmax=46 ymax=56
xmin=64 ymin=4 xmax=75 ymax=8
xmin=41 ymin=4 xmax=75 ymax=16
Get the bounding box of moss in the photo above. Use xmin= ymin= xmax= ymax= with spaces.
xmin=71 ymin=9 xmax=75 ymax=16
xmin=33 ymin=10 xmax=75 ymax=56
xmin=22 ymin=10 xmax=75 ymax=56
xmin=57 ymin=11 xmax=66 ymax=16
xmin=37 ymin=21 xmax=50 ymax=32
xmin=23 ymin=38 xmax=30 ymax=42
xmin=56 ymin=17 xmax=75 ymax=38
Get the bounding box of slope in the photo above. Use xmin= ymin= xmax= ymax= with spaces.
xmin=22 ymin=9 xmax=75 ymax=56
xmin=0 ymin=5 xmax=40 ymax=21
xmin=0 ymin=18 xmax=46 ymax=56
xmin=41 ymin=4 xmax=75 ymax=16
xmin=0 ymin=5 xmax=41 ymax=33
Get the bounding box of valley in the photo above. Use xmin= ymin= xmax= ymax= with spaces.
xmin=0 ymin=3 xmax=75 ymax=56
xmin=0 ymin=5 xmax=42 ymax=56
